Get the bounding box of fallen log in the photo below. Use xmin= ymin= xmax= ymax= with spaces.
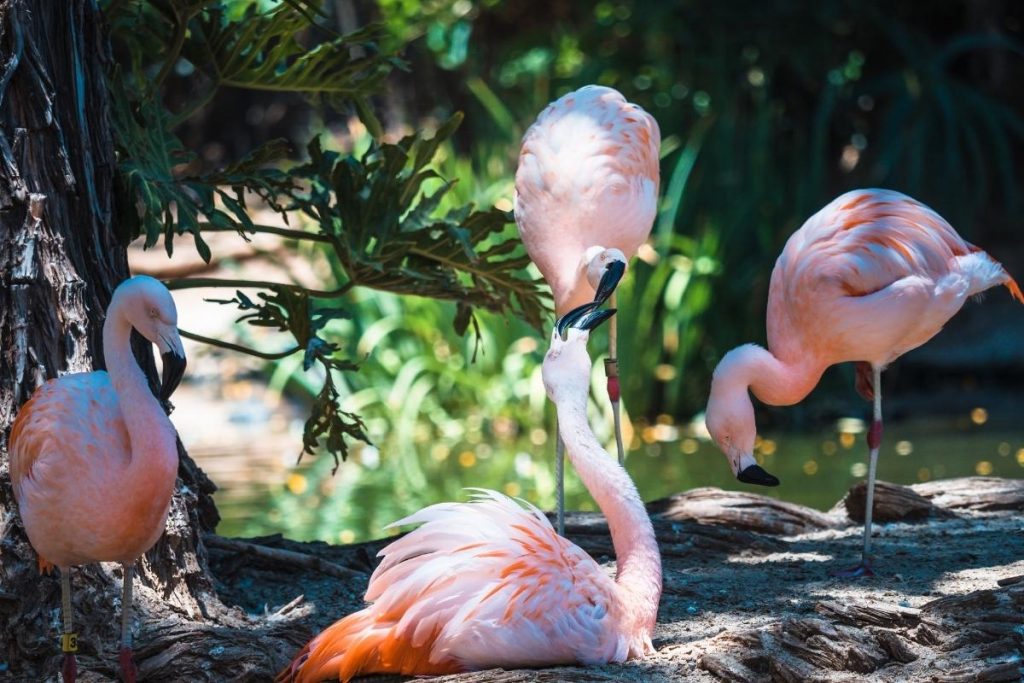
xmin=911 ymin=477 xmax=1024 ymax=512
xmin=648 ymin=487 xmax=842 ymax=535
xmin=834 ymin=480 xmax=950 ymax=523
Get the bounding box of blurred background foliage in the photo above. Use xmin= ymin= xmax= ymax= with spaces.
xmin=112 ymin=0 xmax=1024 ymax=540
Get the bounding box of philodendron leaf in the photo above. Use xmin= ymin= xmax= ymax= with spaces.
xmin=293 ymin=114 xmax=548 ymax=332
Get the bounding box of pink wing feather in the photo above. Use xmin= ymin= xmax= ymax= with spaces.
xmin=281 ymin=490 xmax=627 ymax=683
xmin=514 ymin=85 xmax=660 ymax=313
xmin=768 ymin=188 xmax=1022 ymax=365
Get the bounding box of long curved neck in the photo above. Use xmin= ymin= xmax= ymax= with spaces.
xmin=102 ymin=303 xmax=178 ymax=480
xmin=714 ymin=343 xmax=824 ymax=408
xmin=554 ymin=388 xmax=661 ymax=634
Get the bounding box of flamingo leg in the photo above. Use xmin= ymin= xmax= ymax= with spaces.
xmin=607 ymin=291 xmax=625 ymax=466
xmin=833 ymin=365 xmax=882 ymax=578
xmin=60 ymin=568 xmax=77 ymax=683
xmin=555 ymin=420 xmax=565 ymax=536
xmin=118 ymin=562 xmax=137 ymax=683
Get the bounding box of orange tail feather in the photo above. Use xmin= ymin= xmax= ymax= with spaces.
xmin=1005 ymin=276 xmax=1024 ymax=304
xmin=278 ymin=610 xmax=461 ymax=683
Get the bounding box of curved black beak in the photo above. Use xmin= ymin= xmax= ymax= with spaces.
xmin=556 ymin=302 xmax=617 ymax=336
xmin=737 ymin=464 xmax=780 ymax=487
xmin=160 ymin=351 xmax=187 ymax=401
xmin=593 ymin=260 xmax=626 ymax=305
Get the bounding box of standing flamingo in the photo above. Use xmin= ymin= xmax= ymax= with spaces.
xmin=705 ymin=188 xmax=1023 ymax=575
xmin=514 ymin=84 xmax=660 ymax=533
xmin=279 ymin=304 xmax=662 ymax=683
xmin=9 ymin=275 xmax=186 ymax=682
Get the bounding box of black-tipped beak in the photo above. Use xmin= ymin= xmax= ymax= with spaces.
xmin=555 ymin=302 xmax=618 ymax=335
xmin=556 ymin=302 xmax=598 ymax=336
xmin=737 ymin=464 xmax=780 ymax=487
xmin=578 ymin=307 xmax=616 ymax=331
xmin=160 ymin=351 xmax=187 ymax=401
xmin=593 ymin=260 xmax=626 ymax=305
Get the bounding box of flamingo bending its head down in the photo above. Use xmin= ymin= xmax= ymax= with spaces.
xmin=9 ymin=275 xmax=186 ymax=682
xmin=705 ymin=188 xmax=1023 ymax=575
xmin=514 ymin=84 xmax=660 ymax=532
xmin=279 ymin=304 xmax=662 ymax=682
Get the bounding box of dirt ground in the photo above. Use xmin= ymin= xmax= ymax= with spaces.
xmin=204 ymin=476 xmax=1024 ymax=683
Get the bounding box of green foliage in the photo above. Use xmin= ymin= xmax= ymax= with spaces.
xmin=292 ymin=115 xmax=546 ymax=333
xmin=254 ymin=288 xmax=619 ymax=541
xmin=101 ymin=0 xmax=547 ymax=466
xmin=439 ymin=0 xmax=1024 ymax=420
xmin=185 ymin=3 xmax=399 ymax=100
xmin=111 ymin=80 xmax=294 ymax=261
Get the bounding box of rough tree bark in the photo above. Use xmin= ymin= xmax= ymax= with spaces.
xmin=0 ymin=3 xmax=301 ymax=680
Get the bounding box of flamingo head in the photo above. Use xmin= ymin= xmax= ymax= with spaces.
xmin=113 ymin=275 xmax=187 ymax=400
xmin=705 ymin=351 xmax=779 ymax=487
xmin=583 ymin=246 xmax=627 ymax=305
xmin=542 ymin=302 xmax=615 ymax=404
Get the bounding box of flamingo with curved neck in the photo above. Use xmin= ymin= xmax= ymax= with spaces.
xmin=706 ymin=188 xmax=1023 ymax=575
xmin=9 ymin=275 xmax=186 ymax=682
xmin=281 ymin=305 xmax=662 ymax=682
xmin=515 ymin=84 xmax=661 ymax=534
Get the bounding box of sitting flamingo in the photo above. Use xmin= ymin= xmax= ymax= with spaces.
xmin=9 ymin=275 xmax=186 ymax=682
xmin=705 ymin=188 xmax=1022 ymax=575
xmin=280 ymin=304 xmax=662 ymax=682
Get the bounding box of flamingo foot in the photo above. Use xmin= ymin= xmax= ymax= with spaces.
xmin=62 ymin=652 xmax=77 ymax=683
xmin=118 ymin=646 xmax=137 ymax=683
xmin=830 ymin=559 xmax=874 ymax=578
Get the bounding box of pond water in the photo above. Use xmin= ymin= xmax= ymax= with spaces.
xmin=204 ymin=413 xmax=1024 ymax=544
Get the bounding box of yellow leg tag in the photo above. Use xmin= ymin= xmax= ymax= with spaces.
xmin=61 ymin=633 xmax=78 ymax=653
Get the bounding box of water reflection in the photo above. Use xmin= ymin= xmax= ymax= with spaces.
xmin=206 ymin=416 xmax=1024 ymax=543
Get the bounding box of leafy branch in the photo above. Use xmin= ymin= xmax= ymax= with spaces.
xmin=104 ymin=1 xmax=546 ymax=467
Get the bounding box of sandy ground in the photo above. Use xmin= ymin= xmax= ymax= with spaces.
xmin=207 ymin=479 xmax=1024 ymax=683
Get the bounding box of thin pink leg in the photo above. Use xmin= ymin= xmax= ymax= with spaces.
xmin=118 ymin=562 xmax=137 ymax=683
xmin=60 ymin=569 xmax=77 ymax=683
xmin=833 ymin=366 xmax=882 ymax=578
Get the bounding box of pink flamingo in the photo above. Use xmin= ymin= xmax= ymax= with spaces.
xmin=9 ymin=275 xmax=187 ymax=682
xmin=280 ymin=304 xmax=662 ymax=683
xmin=515 ymin=85 xmax=660 ymax=532
xmin=705 ymin=188 xmax=1023 ymax=575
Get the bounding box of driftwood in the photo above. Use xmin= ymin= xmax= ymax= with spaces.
xmin=557 ymin=510 xmax=787 ymax=557
xmin=648 ymin=487 xmax=842 ymax=535
xmin=912 ymin=476 xmax=1024 ymax=511
xmin=700 ymin=581 xmax=1024 ymax=682
xmin=833 ymin=476 xmax=1024 ymax=523
xmin=834 ymin=480 xmax=950 ymax=523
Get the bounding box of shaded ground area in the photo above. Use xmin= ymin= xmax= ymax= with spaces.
xmin=193 ymin=476 xmax=1024 ymax=682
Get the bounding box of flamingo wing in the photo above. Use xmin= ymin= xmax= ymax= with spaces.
xmin=778 ymin=189 xmax=975 ymax=300
xmin=769 ymin=189 xmax=1022 ymax=364
xmin=9 ymin=372 xmax=136 ymax=567
xmin=514 ymin=85 xmax=660 ymax=312
xmin=284 ymin=490 xmax=626 ymax=683
xmin=9 ymin=373 xmax=129 ymax=496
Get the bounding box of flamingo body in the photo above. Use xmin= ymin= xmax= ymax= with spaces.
xmin=283 ymin=323 xmax=662 ymax=683
xmin=8 ymin=275 xmax=186 ymax=681
xmin=765 ymin=188 xmax=1023 ymax=377
xmin=285 ymin=492 xmax=633 ymax=683
xmin=514 ymin=85 xmax=660 ymax=314
xmin=10 ymin=371 xmax=177 ymax=568
xmin=706 ymin=189 xmax=1022 ymax=568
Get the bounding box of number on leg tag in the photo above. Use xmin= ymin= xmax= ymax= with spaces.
xmin=61 ymin=633 xmax=78 ymax=653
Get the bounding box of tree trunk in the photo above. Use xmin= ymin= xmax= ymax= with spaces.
xmin=0 ymin=3 xmax=294 ymax=680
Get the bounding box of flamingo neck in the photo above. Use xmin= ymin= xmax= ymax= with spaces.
xmin=102 ymin=304 xmax=178 ymax=482
xmin=554 ymin=389 xmax=662 ymax=641
xmin=713 ymin=343 xmax=824 ymax=408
